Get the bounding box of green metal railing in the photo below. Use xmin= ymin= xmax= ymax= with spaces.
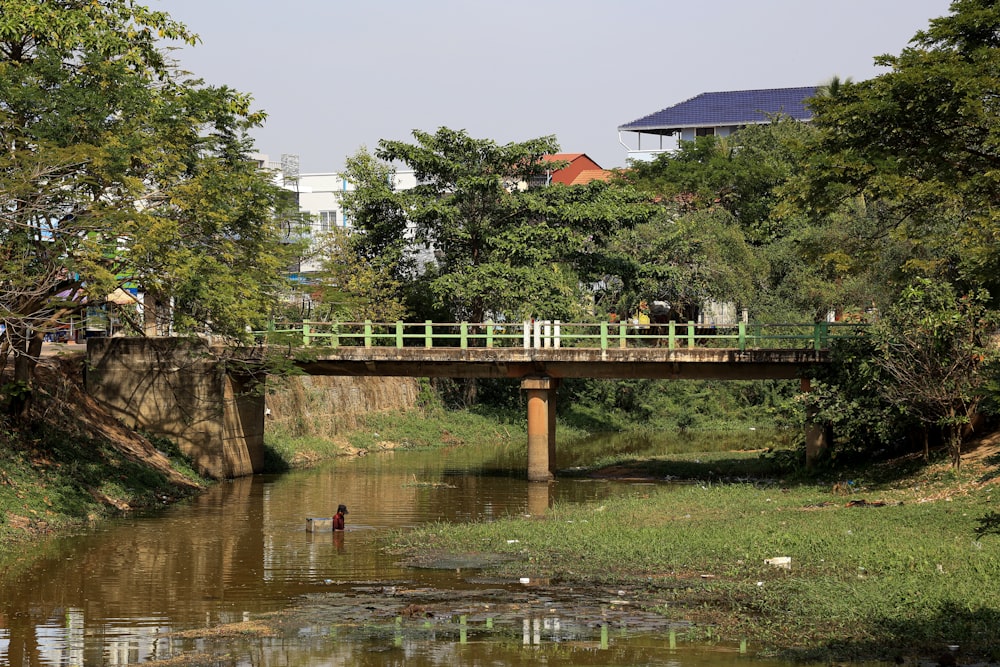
xmin=256 ymin=320 xmax=865 ymax=352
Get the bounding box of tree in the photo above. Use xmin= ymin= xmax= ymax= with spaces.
xmin=0 ymin=1 xmax=299 ymax=415
xmin=624 ymin=119 xmax=815 ymax=244
xmin=613 ymin=119 xmax=880 ymax=322
xmin=795 ymin=0 xmax=1000 ymax=298
xmin=308 ymin=228 xmax=408 ymax=322
xmin=872 ymin=278 xmax=999 ymax=468
xmin=340 ymin=127 xmax=658 ymax=324
xmin=599 ymin=207 xmax=763 ymax=320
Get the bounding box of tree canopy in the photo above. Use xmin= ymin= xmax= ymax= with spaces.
xmin=873 ymin=278 xmax=998 ymax=468
xmin=796 ymin=0 xmax=1000 ymax=298
xmin=340 ymin=127 xmax=659 ymax=323
xmin=1 ymin=0 xmax=300 ymax=413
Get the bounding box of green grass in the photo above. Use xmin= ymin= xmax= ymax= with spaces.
xmin=384 ymin=457 xmax=1000 ymax=662
xmin=261 ymin=405 xmax=537 ymax=472
xmin=0 ymin=420 xmax=206 ymax=551
xmin=349 ymin=407 xmax=528 ymax=448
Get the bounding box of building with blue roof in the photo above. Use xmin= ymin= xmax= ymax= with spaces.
xmin=618 ymin=86 xmax=817 ymax=162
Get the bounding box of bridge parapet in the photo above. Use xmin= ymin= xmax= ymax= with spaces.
xmin=291 ymin=346 xmax=829 ymax=381
xmin=258 ymin=320 xmax=864 ymax=353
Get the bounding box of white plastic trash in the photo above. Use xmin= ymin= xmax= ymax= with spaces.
xmin=764 ymin=556 xmax=792 ymax=569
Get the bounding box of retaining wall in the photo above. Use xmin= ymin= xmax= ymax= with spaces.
xmin=85 ymin=337 xmax=264 ymax=479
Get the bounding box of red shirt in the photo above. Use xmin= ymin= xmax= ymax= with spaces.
xmin=333 ymin=512 xmax=345 ymax=530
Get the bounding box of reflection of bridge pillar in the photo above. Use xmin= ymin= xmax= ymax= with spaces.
xmin=522 ymin=377 xmax=558 ymax=482
xmin=527 ymin=481 xmax=552 ymax=516
xmin=802 ymin=378 xmax=829 ymax=466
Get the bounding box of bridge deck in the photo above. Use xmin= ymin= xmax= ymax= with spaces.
xmin=294 ymin=346 xmax=827 ymax=380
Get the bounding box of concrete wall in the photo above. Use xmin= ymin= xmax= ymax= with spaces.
xmin=265 ymin=375 xmax=421 ymax=439
xmin=85 ymin=337 xmax=265 ymax=479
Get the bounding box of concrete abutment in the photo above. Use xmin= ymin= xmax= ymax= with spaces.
xmin=85 ymin=337 xmax=265 ymax=480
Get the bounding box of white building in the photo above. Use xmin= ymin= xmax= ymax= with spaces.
xmin=295 ymin=170 xmax=418 ymax=274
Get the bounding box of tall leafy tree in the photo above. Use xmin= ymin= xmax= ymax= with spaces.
xmin=778 ymin=0 xmax=1000 ymax=461
xmin=624 ymin=119 xmax=814 ymax=244
xmin=796 ymin=0 xmax=1000 ymax=297
xmin=599 ymin=207 xmax=763 ymax=320
xmin=613 ymin=119 xmax=867 ymax=321
xmin=309 ymin=228 xmax=408 ymax=322
xmin=0 ymin=0 xmax=299 ymax=415
xmin=872 ymin=278 xmax=999 ymax=468
xmin=340 ymin=127 xmax=657 ymax=324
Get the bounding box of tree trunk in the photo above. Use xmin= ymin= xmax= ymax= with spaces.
xmin=948 ymin=424 xmax=962 ymax=470
xmin=461 ymin=378 xmax=478 ymax=407
xmin=5 ymin=325 xmax=43 ymax=419
xmin=143 ymin=291 xmax=159 ymax=336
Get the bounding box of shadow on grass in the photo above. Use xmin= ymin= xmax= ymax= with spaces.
xmin=261 ymin=443 xmax=292 ymax=474
xmin=554 ymin=446 xmax=952 ymax=490
xmin=3 ymin=420 xmax=203 ymax=518
xmin=974 ymin=510 xmax=1000 ymax=537
xmin=977 ymin=452 xmax=1000 ymax=484
xmin=782 ymin=602 xmax=1000 ymax=663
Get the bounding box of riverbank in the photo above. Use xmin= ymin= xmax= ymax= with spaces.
xmin=382 ymin=441 xmax=1000 ymax=664
xmin=0 ymin=354 xmax=207 ymax=549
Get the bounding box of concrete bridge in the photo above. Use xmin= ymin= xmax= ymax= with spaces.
xmin=86 ymin=321 xmax=854 ymax=480
xmin=295 ymin=347 xmax=830 ymax=482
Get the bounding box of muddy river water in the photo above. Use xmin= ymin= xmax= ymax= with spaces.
xmin=0 ymin=436 xmax=799 ymax=666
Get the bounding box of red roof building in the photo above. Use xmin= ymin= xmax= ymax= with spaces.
xmin=539 ymin=153 xmax=612 ymax=186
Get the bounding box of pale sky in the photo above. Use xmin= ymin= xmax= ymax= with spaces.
xmin=153 ymin=0 xmax=955 ymax=174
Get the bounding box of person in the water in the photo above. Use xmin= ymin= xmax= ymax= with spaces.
xmin=333 ymin=504 xmax=348 ymax=530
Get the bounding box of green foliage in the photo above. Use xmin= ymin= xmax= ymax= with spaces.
xmin=260 ymin=431 xmax=346 ymax=472
xmin=308 ymin=227 xmax=409 ymax=322
xmin=340 ymin=128 xmax=658 ymax=323
xmin=871 ymin=278 xmax=1000 ymax=467
xmin=598 ymin=207 xmax=764 ymax=317
xmin=1 ymin=0 xmax=301 ymax=405
xmin=797 ymin=278 xmax=1000 ymax=468
xmin=612 ymin=115 xmax=894 ymax=323
xmin=795 ymin=0 xmax=1000 ymax=299
xmin=345 ymin=406 xmax=529 ymax=451
xmin=626 ymin=119 xmax=814 ymax=243
xmin=757 ymin=196 xmax=909 ymax=321
xmin=0 ymin=417 xmax=204 ymax=546
xmin=561 ymin=378 xmax=797 ymax=433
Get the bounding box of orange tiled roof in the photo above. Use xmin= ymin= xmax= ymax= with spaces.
xmin=570 ymin=169 xmax=613 ymax=185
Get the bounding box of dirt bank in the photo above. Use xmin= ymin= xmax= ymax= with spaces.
xmin=1 ymin=351 xmax=204 ymax=544
xmin=265 ymin=374 xmax=421 ymax=440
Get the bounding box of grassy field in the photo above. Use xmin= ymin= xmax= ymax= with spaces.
xmin=263 ymin=404 xmax=544 ymax=470
xmin=385 ymin=446 xmax=1000 ymax=663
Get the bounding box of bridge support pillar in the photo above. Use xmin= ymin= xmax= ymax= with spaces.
xmin=522 ymin=377 xmax=558 ymax=482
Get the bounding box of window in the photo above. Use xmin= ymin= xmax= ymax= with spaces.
xmin=695 ymin=127 xmax=715 ymax=137
xmin=318 ymin=210 xmax=337 ymax=232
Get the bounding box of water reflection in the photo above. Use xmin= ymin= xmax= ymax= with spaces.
xmin=0 ymin=441 xmax=789 ymax=666
xmin=0 ymin=445 xmax=627 ymax=665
